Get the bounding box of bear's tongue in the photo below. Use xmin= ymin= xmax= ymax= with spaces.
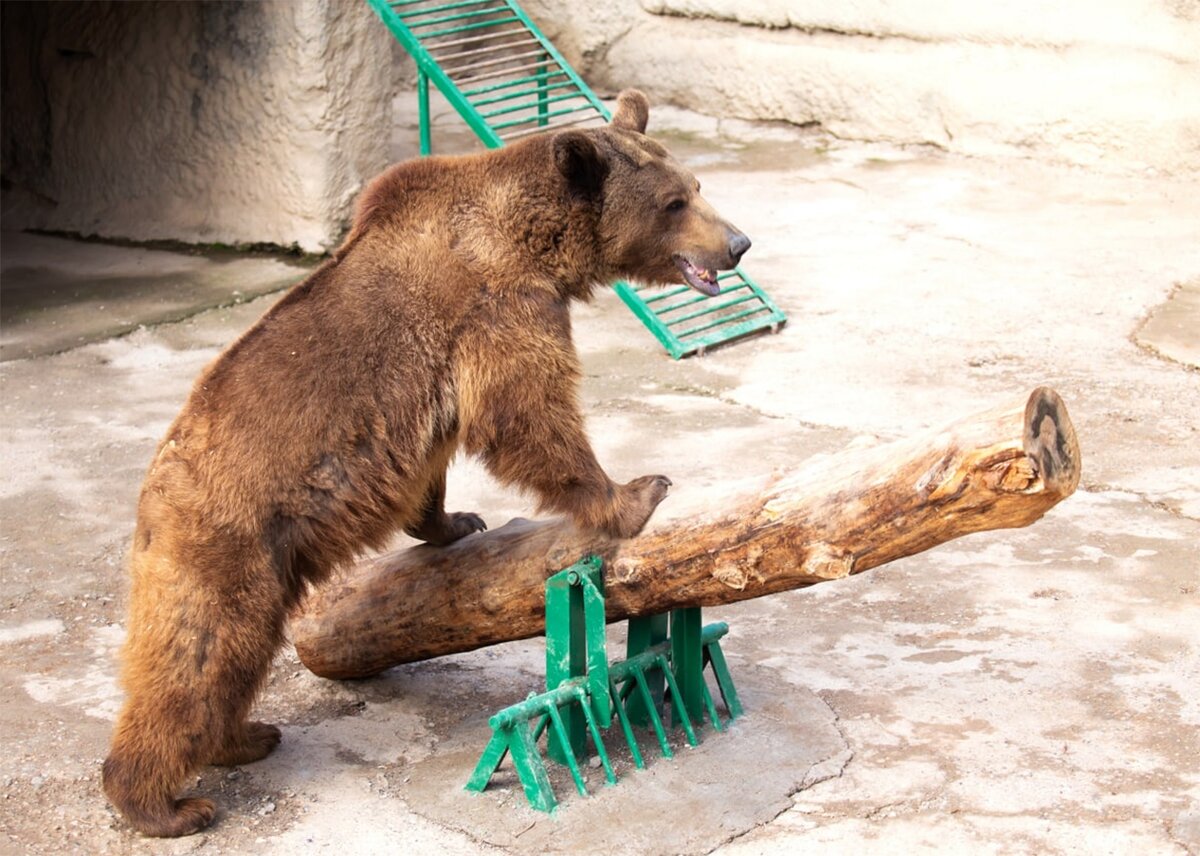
xmin=674 ymin=257 xmax=721 ymax=296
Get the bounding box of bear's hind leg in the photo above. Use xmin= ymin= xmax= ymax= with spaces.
xmin=102 ymin=697 xmax=217 ymax=837
xmin=105 ymin=573 xmax=286 ymax=836
xmin=209 ymin=721 xmax=282 ymax=767
xmin=205 ymin=604 xmax=286 ymax=767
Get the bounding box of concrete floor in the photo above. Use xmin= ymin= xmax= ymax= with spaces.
xmin=1 ymin=103 xmax=1198 ymax=855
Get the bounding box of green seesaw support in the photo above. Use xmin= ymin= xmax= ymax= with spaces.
xmin=466 ymin=555 xmax=743 ymax=812
xmin=365 ymin=0 xmax=787 ymax=358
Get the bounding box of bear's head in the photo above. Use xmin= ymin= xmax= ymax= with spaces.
xmin=552 ymin=90 xmax=751 ymax=296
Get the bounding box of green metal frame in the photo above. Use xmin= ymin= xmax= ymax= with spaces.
xmin=466 ymin=555 xmax=742 ymax=813
xmin=366 ymin=0 xmax=787 ymax=358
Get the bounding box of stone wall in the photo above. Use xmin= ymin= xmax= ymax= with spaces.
xmin=3 ymin=2 xmax=1193 ymax=251
xmin=524 ymin=0 xmax=1200 ymax=175
xmin=1 ymin=0 xmax=395 ymax=253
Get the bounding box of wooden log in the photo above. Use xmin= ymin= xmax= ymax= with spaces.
xmin=293 ymin=387 xmax=1080 ymax=679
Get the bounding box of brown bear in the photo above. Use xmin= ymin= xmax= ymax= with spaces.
xmin=102 ymin=89 xmax=751 ymax=837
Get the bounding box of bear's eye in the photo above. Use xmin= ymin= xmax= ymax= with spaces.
xmin=665 ymin=199 xmax=686 ymax=213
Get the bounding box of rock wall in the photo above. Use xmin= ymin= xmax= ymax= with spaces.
xmin=524 ymin=0 xmax=1200 ymax=175
xmin=1 ymin=0 xmax=395 ymax=253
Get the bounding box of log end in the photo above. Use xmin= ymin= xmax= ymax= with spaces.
xmin=1023 ymin=387 xmax=1082 ymax=497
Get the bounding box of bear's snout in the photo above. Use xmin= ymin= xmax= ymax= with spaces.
xmin=728 ymin=231 xmax=752 ymax=266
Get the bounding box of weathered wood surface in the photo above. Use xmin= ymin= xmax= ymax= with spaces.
xmin=293 ymin=387 xmax=1081 ymax=679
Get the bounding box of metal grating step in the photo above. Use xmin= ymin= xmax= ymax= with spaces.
xmin=368 ymin=0 xmax=786 ymax=357
xmin=615 ymin=269 xmax=786 ymax=358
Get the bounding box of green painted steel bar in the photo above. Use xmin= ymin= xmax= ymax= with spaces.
xmin=666 ymin=293 xmax=758 ymax=327
xmin=491 ymin=102 xmax=592 ymax=130
xmin=506 ymin=723 xmax=556 ymax=811
xmin=417 ymin=69 xmax=431 ymax=155
xmin=579 ymin=567 xmax=612 ymax=728
xmin=465 ymin=730 xmax=508 ymax=791
xmin=544 ymin=556 xmax=611 ymax=765
xmin=655 ymin=285 xmax=750 ymax=316
xmin=470 ymin=676 xmax=616 ymax=812
xmin=608 ymin=645 xmax=698 ymax=749
xmin=624 ymin=614 xmax=667 ymax=726
xmin=618 ymin=662 xmax=673 ymax=758
xmin=366 ymin=0 xmax=504 ymax=148
xmin=464 ymin=70 xmax=568 ymax=98
xmin=406 ymin=6 xmax=508 ymax=28
xmin=545 ymin=701 xmax=587 ymax=795
xmin=654 ymin=649 xmax=699 ymax=747
xmin=396 ymin=0 xmax=494 ymax=18
xmin=703 ymin=628 xmax=743 ymax=719
xmin=613 ymin=281 xmax=683 ymax=356
xmin=440 ymin=48 xmax=546 ymax=77
xmin=511 ymin=724 xmax=558 ymax=811
xmin=471 ymin=79 xmax=573 ymax=107
xmin=536 ymin=57 xmax=549 ymax=126
xmin=677 ymin=305 xmax=769 ymax=339
xmin=575 ymin=684 xmax=618 ymax=786
xmin=643 ymin=285 xmax=693 ymax=304
xmin=502 ymin=2 xmax=609 ymax=117
xmin=421 ymin=15 xmax=520 ymax=39
xmin=430 ymin=37 xmax=540 ymax=64
xmin=465 ymin=723 xmax=557 ymax=811
xmin=670 ymin=608 xmax=705 ymax=727
xmin=455 ymin=61 xmax=558 ymax=88
xmin=616 ymin=273 xmax=786 ymax=357
xmin=419 ymin=25 xmax=526 ymax=51
xmin=545 ymin=564 xmax=586 ymax=764
xmin=701 ymin=683 xmax=724 ymax=732
xmin=607 ymin=677 xmax=646 ymax=769
xmin=501 ymin=113 xmax=600 ymax=139
xmin=613 ymin=621 xmax=738 ymax=731
xmin=682 ymin=313 xmax=782 ymax=351
xmin=480 ymin=91 xmax=587 ymax=119
xmin=533 ymin=680 xmax=614 ymax=787
xmin=488 ymin=676 xmax=588 ymax=729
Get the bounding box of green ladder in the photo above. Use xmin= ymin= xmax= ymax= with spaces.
xmin=367 ymin=0 xmax=787 ymax=358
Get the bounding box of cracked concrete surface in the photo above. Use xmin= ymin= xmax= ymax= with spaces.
xmin=1 ymin=103 xmax=1198 ymax=854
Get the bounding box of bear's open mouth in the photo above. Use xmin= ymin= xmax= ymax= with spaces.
xmin=674 ymin=256 xmax=721 ymax=296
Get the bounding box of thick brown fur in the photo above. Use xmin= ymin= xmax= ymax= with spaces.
xmin=102 ymin=90 xmax=750 ymax=837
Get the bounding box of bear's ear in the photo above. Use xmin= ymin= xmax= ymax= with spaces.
xmin=611 ymin=89 xmax=649 ymax=134
xmin=553 ymin=131 xmax=609 ymax=200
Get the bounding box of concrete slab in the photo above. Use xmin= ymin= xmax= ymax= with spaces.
xmin=1 ymin=105 xmax=1198 ymax=855
xmin=1137 ymin=280 xmax=1200 ymax=371
xmin=0 ymin=233 xmax=309 ymax=361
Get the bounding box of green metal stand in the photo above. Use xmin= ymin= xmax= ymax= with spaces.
xmin=623 ymin=613 xmax=667 ymax=725
xmin=544 ymin=556 xmax=610 ymax=763
xmin=365 ymin=0 xmax=787 ymax=359
xmin=466 ymin=555 xmax=742 ymax=813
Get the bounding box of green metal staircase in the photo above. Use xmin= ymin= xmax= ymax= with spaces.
xmin=367 ymin=0 xmax=787 ymax=358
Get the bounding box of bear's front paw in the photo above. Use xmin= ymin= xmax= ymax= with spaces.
xmin=447 ymin=511 xmax=488 ymax=541
xmin=606 ymin=474 xmax=672 ymax=539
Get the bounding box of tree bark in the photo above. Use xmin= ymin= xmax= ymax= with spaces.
xmin=293 ymin=387 xmax=1081 ymax=680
